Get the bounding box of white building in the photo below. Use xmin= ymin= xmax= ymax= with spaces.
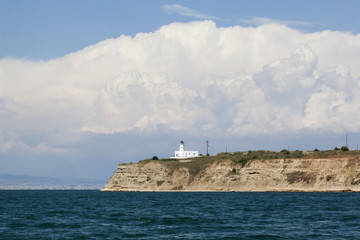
xmin=171 ymin=141 xmax=199 ymax=159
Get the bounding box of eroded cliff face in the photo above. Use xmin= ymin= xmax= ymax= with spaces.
xmin=102 ymin=157 xmax=360 ymax=192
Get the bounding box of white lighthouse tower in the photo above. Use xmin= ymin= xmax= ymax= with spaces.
xmin=179 ymin=140 xmax=185 ymax=154
xmin=172 ymin=140 xmax=199 ymax=159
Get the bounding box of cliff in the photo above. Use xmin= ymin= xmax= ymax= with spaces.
xmin=102 ymin=151 xmax=360 ymax=192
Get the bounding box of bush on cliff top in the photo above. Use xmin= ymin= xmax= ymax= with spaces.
xmin=341 ymin=146 xmax=349 ymax=151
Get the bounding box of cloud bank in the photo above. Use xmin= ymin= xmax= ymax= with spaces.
xmin=1 ymin=20 xmax=360 ymax=152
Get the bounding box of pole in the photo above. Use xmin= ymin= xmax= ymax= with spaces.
xmin=346 ymin=134 xmax=348 ymax=147
xmin=206 ymin=140 xmax=209 ymax=156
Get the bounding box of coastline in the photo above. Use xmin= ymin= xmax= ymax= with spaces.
xmin=100 ymin=188 xmax=360 ymax=192
xmin=102 ymin=151 xmax=360 ymax=192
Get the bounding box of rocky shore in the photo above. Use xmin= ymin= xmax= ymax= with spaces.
xmin=102 ymin=151 xmax=360 ymax=192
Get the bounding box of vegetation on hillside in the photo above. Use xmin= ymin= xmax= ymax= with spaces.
xmin=136 ymin=149 xmax=360 ymax=181
xmin=140 ymin=148 xmax=358 ymax=163
xmin=216 ymin=149 xmax=306 ymax=167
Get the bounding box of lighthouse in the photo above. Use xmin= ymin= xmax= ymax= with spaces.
xmin=171 ymin=140 xmax=199 ymax=159
xmin=179 ymin=140 xmax=185 ymax=153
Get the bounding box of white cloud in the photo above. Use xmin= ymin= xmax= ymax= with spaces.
xmin=161 ymin=4 xmax=219 ymax=20
xmin=0 ymin=21 xmax=360 ymax=151
xmin=82 ymin=70 xmax=206 ymax=134
xmin=239 ymin=16 xmax=316 ymax=27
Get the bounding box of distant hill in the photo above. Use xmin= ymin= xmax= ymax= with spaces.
xmin=0 ymin=174 xmax=106 ymax=190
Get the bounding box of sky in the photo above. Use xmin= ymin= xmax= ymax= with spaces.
xmin=1 ymin=0 xmax=360 ymax=182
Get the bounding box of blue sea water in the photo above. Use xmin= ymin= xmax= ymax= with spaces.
xmin=1 ymin=191 xmax=360 ymax=239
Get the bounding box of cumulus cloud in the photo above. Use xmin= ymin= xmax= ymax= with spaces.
xmin=0 ymin=20 xmax=360 ymax=151
xmin=82 ymin=71 xmax=207 ymax=133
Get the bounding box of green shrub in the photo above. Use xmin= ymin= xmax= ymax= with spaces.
xmin=334 ymin=147 xmax=340 ymax=150
xmin=238 ymin=158 xmax=248 ymax=167
xmin=314 ymin=148 xmax=319 ymax=152
xmin=152 ymin=156 xmax=159 ymax=160
xmin=341 ymin=146 xmax=349 ymax=151
xmin=326 ymin=175 xmax=333 ymax=181
xmin=232 ymin=168 xmax=236 ymax=173
xmin=156 ymin=180 xmax=165 ymax=186
xmin=280 ymin=149 xmax=290 ymax=154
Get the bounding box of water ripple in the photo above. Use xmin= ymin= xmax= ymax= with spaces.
xmin=1 ymin=191 xmax=360 ymax=239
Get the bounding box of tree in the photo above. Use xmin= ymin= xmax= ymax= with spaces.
xmin=281 ymin=149 xmax=290 ymax=154
xmin=341 ymin=146 xmax=349 ymax=151
xmin=152 ymin=156 xmax=159 ymax=160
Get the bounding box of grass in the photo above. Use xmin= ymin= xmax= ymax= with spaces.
xmin=214 ymin=150 xmax=306 ymax=167
xmin=304 ymin=149 xmax=360 ymax=159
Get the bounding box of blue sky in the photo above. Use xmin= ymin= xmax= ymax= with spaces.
xmin=1 ymin=0 xmax=360 ymax=182
xmin=1 ymin=0 xmax=359 ymax=59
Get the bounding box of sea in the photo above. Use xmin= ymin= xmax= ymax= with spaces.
xmin=1 ymin=191 xmax=360 ymax=239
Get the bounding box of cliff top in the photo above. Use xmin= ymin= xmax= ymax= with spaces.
xmin=131 ymin=148 xmax=360 ymax=170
